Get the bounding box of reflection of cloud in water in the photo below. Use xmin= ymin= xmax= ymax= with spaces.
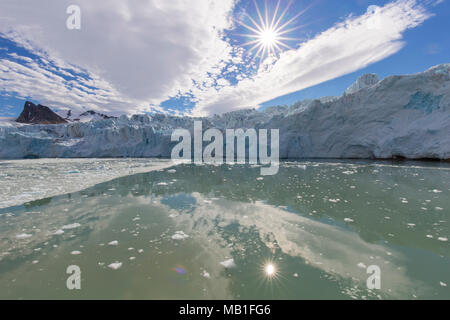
xmin=161 ymin=192 xmax=429 ymax=299
xmin=146 ymin=196 xmax=235 ymax=299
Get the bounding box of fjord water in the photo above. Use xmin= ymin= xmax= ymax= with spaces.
xmin=0 ymin=160 xmax=449 ymax=299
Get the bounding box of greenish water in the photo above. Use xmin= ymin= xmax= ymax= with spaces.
xmin=0 ymin=161 xmax=449 ymax=299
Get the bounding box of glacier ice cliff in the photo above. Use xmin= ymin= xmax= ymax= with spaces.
xmin=344 ymin=73 xmax=380 ymax=95
xmin=0 ymin=64 xmax=449 ymax=160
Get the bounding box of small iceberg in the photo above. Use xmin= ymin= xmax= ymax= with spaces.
xmin=108 ymin=262 xmax=123 ymax=270
xmin=62 ymin=223 xmax=81 ymax=230
xmin=220 ymin=258 xmax=236 ymax=269
xmin=16 ymin=233 xmax=32 ymax=240
xmin=171 ymin=231 xmax=189 ymax=240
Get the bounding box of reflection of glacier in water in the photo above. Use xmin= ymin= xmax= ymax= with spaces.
xmin=0 ymin=160 xmax=449 ymax=299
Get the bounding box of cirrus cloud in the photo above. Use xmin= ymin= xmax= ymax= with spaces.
xmin=190 ymin=0 xmax=433 ymax=116
xmin=0 ymin=0 xmax=435 ymax=116
xmin=0 ymin=0 xmax=236 ymax=114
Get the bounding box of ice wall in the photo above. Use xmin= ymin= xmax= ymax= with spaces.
xmin=0 ymin=64 xmax=449 ymax=160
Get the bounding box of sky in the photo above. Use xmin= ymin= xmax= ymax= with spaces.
xmin=0 ymin=0 xmax=449 ymax=118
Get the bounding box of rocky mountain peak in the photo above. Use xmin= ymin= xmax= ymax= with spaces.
xmin=16 ymin=101 xmax=67 ymax=124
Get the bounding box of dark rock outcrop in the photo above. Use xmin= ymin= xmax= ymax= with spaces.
xmin=16 ymin=101 xmax=67 ymax=124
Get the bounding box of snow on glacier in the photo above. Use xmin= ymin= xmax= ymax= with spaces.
xmin=0 ymin=64 xmax=449 ymax=161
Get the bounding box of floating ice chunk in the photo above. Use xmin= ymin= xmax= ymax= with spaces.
xmin=426 ymin=235 xmax=434 ymax=239
xmin=53 ymin=229 xmax=64 ymax=235
xmin=431 ymin=189 xmax=442 ymax=193
xmin=202 ymin=270 xmax=211 ymax=279
xmin=138 ymin=249 xmax=144 ymax=253
xmin=71 ymin=251 xmax=82 ymax=255
xmin=128 ymin=247 xmax=134 ymax=251
xmin=344 ymin=218 xmax=354 ymax=223
xmin=108 ymin=240 xmax=119 ymax=246
xmin=342 ymin=171 xmax=355 ymax=175
xmin=293 ymin=273 xmax=299 ymax=278
xmin=329 ymin=199 xmax=340 ymax=203
xmin=167 ymin=169 xmax=177 ymax=173
xmin=132 ymin=217 xmax=141 ymax=221
xmin=129 ymin=257 xmax=136 ymax=261
xmin=157 ymin=182 xmax=168 ymax=186
xmin=435 ymin=207 xmax=444 ymax=211
xmin=440 ymin=282 xmax=447 ymax=287
xmin=16 ymin=233 xmax=32 ymax=239
xmin=108 ymin=262 xmax=123 ymax=270
xmin=438 ymin=237 xmax=448 ymax=242
xmin=32 ymin=260 xmax=39 ymax=264
xmin=256 ymin=177 xmax=264 ymax=181
xmin=62 ymin=223 xmax=81 ymax=230
xmin=407 ymin=223 xmax=416 ymax=227
xmin=220 ymin=259 xmax=236 ymax=269
xmin=357 ymin=262 xmax=367 ymax=269
xmin=171 ymin=231 xmax=189 ymax=240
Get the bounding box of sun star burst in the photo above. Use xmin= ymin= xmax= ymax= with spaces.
xmin=236 ymin=0 xmax=310 ymax=62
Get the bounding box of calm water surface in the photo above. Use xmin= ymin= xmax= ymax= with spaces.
xmin=0 ymin=160 xmax=449 ymax=299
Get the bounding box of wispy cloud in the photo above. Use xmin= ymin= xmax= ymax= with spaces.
xmin=0 ymin=53 xmax=144 ymax=115
xmin=190 ymin=0 xmax=432 ymax=115
xmin=0 ymin=0 xmax=236 ymax=114
xmin=0 ymin=0 xmax=434 ymax=116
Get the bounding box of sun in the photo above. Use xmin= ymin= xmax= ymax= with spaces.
xmin=259 ymin=28 xmax=278 ymax=47
xmin=264 ymin=263 xmax=277 ymax=277
xmin=235 ymin=0 xmax=310 ymax=61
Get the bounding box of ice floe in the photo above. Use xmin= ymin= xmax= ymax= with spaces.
xmin=220 ymin=259 xmax=236 ymax=269
xmin=202 ymin=270 xmax=211 ymax=279
xmin=108 ymin=262 xmax=123 ymax=270
xmin=0 ymin=159 xmax=174 ymax=209
xmin=62 ymin=223 xmax=81 ymax=230
xmin=16 ymin=233 xmax=32 ymax=240
xmin=171 ymin=231 xmax=189 ymax=240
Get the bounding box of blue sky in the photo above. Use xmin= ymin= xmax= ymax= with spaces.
xmin=0 ymin=0 xmax=448 ymax=118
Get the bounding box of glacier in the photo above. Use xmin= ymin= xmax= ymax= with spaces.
xmin=0 ymin=64 xmax=449 ymax=160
